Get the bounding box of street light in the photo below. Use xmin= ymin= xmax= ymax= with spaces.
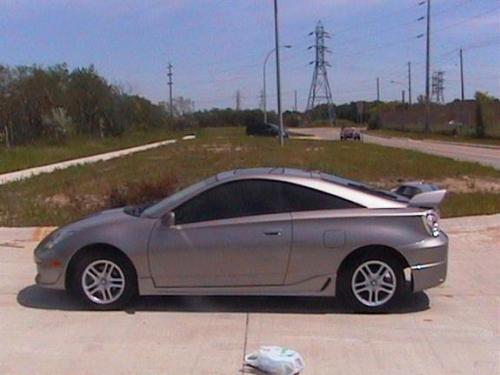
xmin=273 ymin=0 xmax=285 ymax=146
xmin=262 ymin=45 xmax=292 ymax=124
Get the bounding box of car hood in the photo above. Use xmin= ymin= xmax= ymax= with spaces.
xmin=61 ymin=207 xmax=132 ymax=233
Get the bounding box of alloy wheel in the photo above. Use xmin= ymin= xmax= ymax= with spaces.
xmin=81 ymin=260 xmax=126 ymax=305
xmin=351 ymin=260 xmax=397 ymax=307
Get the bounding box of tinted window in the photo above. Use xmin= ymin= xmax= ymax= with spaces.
xmin=281 ymin=183 xmax=360 ymax=212
xmin=174 ymin=179 xmax=361 ymax=225
xmin=174 ymin=180 xmax=284 ymax=225
xmin=396 ymin=186 xmax=420 ymax=198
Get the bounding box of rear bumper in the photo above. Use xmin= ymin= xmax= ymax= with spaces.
xmin=411 ymin=259 xmax=447 ymax=292
xmin=401 ymin=231 xmax=448 ymax=292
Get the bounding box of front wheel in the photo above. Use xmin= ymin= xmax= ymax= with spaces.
xmin=70 ymin=251 xmax=137 ymax=310
xmin=339 ymin=253 xmax=405 ymax=313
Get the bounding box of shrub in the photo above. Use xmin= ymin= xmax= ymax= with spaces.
xmin=108 ymin=175 xmax=178 ymax=208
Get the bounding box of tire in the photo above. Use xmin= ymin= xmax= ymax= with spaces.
xmin=70 ymin=250 xmax=137 ymax=310
xmin=338 ymin=251 xmax=405 ymax=313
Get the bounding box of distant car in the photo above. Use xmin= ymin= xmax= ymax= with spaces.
xmin=340 ymin=127 xmax=361 ymax=141
xmin=34 ymin=168 xmax=448 ymax=312
xmin=392 ymin=181 xmax=439 ymax=199
xmin=246 ymin=123 xmax=288 ymax=138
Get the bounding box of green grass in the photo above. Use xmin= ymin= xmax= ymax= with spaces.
xmin=0 ymin=127 xmax=499 ymax=226
xmin=0 ymin=128 xmax=179 ymax=174
xmin=367 ymin=129 xmax=500 ymax=146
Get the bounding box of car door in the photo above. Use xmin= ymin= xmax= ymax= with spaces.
xmin=148 ymin=179 xmax=293 ymax=287
xmin=280 ymin=183 xmax=362 ymax=285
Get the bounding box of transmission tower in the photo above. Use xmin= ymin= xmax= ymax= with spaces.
xmin=431 ymin=71 xmax=445 ymax=103
xmin=306 ymin=20 xmax=335 ymax=125
xmin=167 ymin=63 xmax=173 ymax=117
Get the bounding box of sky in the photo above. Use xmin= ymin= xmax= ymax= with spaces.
xmin=1 ymin=0 xmax=499 ymax=111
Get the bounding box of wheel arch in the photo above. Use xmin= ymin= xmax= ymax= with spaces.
xmin=336 ymin=245 xmax=410 ymax=295
xmin=65 ymin=243 xmax=138 ymax=291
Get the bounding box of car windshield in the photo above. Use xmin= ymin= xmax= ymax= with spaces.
xmin=140 ymin=176 xmax=215 ymax=217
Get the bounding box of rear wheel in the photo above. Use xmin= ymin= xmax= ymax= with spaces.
xmin=339 ymin=252 xmax=405 ymax=313
xmin=70 ymin=251 xmax=137 ymax=310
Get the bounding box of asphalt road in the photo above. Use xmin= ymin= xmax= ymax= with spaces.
xmin=0 ymin=214 xmax=499 ymax=374
xmin=293 ymin=128 xmax=500 ymax=170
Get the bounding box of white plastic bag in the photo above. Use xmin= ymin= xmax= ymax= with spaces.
xmin=244 ymin=346 xmax=305 ymax=375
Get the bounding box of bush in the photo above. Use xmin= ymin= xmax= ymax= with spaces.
xmin=475 ymin=91 xmax=495 ymax=138
xmin=108 ymin=175 xmax=178 ymax=208
xmin=41 ymin=107 xmax=74 ymax=144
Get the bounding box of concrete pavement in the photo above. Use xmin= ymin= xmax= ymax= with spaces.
xmin=0 ymin=214 xmax=499 ymax=374
xmin=292 ymin=128 xmax=500 ymax=170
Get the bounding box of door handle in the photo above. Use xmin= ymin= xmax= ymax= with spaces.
xmin=264 ymin=230 xmax=282 ymax=236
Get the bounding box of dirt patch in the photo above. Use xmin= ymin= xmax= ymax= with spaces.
xmin=201 ymin=143 xmax=245 ymax=153
xmin=44 ymin=194 xmax=71 ymax=207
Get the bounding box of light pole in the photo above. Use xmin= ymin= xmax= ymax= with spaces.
xmin=273 ymin=0 xmax=284 ymax=146
xmin=263 ymin=45 xmax=292 ymax=124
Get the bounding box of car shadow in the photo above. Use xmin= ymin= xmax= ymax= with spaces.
xmin=17 ymin=285 xmax=430 ymax=314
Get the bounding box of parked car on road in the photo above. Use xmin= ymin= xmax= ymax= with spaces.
xmin=340 ymin=127 xmax=361 ymax=141
xmin=392 ymin=181 xmax=439 ymax=199
xmin=246 ymin=122 xmax=289 ymax=138
xmin=34 ymin=168 xmax=448 ymax=312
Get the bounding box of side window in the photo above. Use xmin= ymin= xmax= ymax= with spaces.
xmin=174 ymin=180 xmax=285 ymax=225
xmin=281 ymin=183 xmax=361 ymax=212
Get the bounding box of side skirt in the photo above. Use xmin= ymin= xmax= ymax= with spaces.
xmin=138 ymin=274 xmax=337 ymax=297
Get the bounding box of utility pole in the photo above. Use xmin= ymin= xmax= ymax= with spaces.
xmin=167 ymin=63 xmax=173 ymax=117
xmin=408 ymin=61 xmax=412 ymax=105
xmin=306 ymin=20 xmax=335 ymax=125
xmin=402 ymin=90 xmax=406 ymax=104
xmin=235 ymin=90 xmax=241 ymax=111
xmin=294 ymin=90 xmax=298 ymax=112
xmin=376 ymin=77 xmax=380 ymax=101
xmin=273 ymin=0 xmax=284 ymax=146
xmin=424 ymin=0 xmax=431 ymax=132
xmin=460 ymin=48 xmax=465 ymax=101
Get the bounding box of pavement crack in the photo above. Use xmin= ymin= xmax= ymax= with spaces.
xmin=240 ymin=312 xmax=250 ymax=374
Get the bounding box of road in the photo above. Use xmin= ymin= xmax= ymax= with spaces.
xmin=293 ymin=128 xmax=500 ymax=170
xmin=0 ymin=136 xmax=198 ymax=186
xmin=0 ymin=214 xmax=498 ymax=374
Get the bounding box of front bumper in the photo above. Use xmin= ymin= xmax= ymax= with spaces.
xmin=402 ymin=231 xmax=449 ymax=292
xmin=34 ymin=248 xmax=66 ymax=290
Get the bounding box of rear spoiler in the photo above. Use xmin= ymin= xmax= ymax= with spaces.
xmin=409 ymin=189 xmax=447 ymax=209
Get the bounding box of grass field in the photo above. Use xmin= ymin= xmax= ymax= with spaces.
xmin=0 ymin=128 xmax=178 ymax=174
xmin=367 ymin=129 xmax=500 ymax=146
xmin=0 ymin=127 xmax=499 ymax=226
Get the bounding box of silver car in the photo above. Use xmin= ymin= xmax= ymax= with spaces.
xmin=34 ymin=168 xmax=448 ymax=312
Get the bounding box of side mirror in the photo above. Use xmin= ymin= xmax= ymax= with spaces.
xmin=161 ymin=212 xmax=175 ymax=227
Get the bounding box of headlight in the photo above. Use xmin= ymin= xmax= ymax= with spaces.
xmin=41 ymin=230 xmax=77 ymax=251
xmin=423 ymin=211 xmax=440 ymax=237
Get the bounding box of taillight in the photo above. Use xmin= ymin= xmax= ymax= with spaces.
xmin=423 ymin=211 xmax=440 ymax=237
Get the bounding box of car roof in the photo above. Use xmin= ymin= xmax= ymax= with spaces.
xmin=216 ymin=168 xmax=319 ymax=181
